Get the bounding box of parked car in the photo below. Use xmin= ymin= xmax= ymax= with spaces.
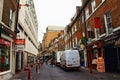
xmin=60 ymin=50 xmax=80 ymax=70
xmin=55 ymin=51 xmax=63 ymax=66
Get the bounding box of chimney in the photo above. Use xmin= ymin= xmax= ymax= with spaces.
xmin=76 ymin=6 xmax=81 ymax=15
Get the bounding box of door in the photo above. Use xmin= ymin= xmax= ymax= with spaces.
xmin=104 ymin=45 xmax=119 ymax=72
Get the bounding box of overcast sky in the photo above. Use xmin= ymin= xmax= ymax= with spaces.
xmin=34 ymin=0 xmax=82 ymax=42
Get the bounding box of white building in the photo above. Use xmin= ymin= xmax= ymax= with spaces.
xmin=16 ymin=0 xmax=38 ymax=71
xmin=0 ymin=0 xmax=38 ymax=80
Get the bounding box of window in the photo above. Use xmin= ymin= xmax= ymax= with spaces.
xmin=91 ymin=0 xmax=96 ymax=12
xmin=102 ymin=0 xmax=105 ymax=2
xmin=104 ymin=11 xmax=113 ymax=35
xmin=9 ymin=9 xmax=13 ymax=27
xmin=0 ymin=44 xmax=10 ymax=72
xmin=95 ymin=28 xmax=100 ymax=39
xmin=75 ymin=25 xmax=77 ymax=31
xmin=82 ymin=15 xmax=84 ymax=24
xmin=85 ymin=8 xmax=89 ymax=20
xmin=75 ymin=37 xmax=78 ymax=45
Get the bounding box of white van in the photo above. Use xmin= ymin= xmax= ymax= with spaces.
xmin=60 ymin=50 xmax=80 ymax=70
xmin=55 ymin=51 xmax=63 ymax=66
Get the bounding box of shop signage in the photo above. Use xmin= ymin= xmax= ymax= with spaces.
xmin=16 ymin=39 xmax=25 ymax=45
xmin=97 ymin=57 xmax=105 ymax=72
xmin=16 ymin=45 xmax=25 ymax=51
xmin=103 ymin=34 xmax=118 ymax=45
xmin=0 ymin=38 xmax=11 ymax=47
xmin=92 ymin=44 xmax=97 ymax=48
xmin=103 ymin=30 xmax=120 ymax=45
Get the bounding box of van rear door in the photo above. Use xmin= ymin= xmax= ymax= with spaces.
xmin=66 ymin=50 xmax=80 ymax=67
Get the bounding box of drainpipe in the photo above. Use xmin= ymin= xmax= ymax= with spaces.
xmin=71 ymin=28 xmax=73 ymax=48
xmin=82 ymin=4 xmax=92 ymax=73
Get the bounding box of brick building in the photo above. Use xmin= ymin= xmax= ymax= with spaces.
xmin=42 ymin=26 xmax=65 ymax=56
xmin=66 ymin=0 xmax=120 ymax=73
xmin=83 ymin=0 xmax=120 ymax=73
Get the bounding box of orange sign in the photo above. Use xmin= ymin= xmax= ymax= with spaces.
xmin=97 ymin=57 xmax=105 ymax=72
xmin=16 ymin=39 xmax=25 ymax=45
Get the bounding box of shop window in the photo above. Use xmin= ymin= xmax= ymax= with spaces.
xmin=104 ymin=11 xmax=113 ymax=35
xmin=0 ymin=45 xmax=10 ymax=72
xmin=93 ymin=50 xmax=98 ymax=59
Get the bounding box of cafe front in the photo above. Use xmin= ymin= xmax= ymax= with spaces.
xmin=86 ymin=40 xmax=104 ymax=71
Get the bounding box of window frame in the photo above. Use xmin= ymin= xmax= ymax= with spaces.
xmin=104 ymin=11 xmax=113 ymax=35
xmin=91 ymin=0 xmax=96 ymax=12
xmin=9 ymin=9 xmax=13 ymax=27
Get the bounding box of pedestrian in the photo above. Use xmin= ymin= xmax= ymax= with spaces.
xmin=36 ymin=59 xmax=40 ymax=73
xmin=51 ymin=60 xmax=54 ymax=67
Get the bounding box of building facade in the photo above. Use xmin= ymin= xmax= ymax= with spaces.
xmin=41 ymin=26 xmax=64 ymax=59
xmin=15 ymin=0 xmax=38 ymax=72
xmin=0 ymin=0 xmax=17 ymax=79
xmin=64 ymin=0 xmax=120 ymax=73
xmin=81 ymin=0 xmax=120 ymax=73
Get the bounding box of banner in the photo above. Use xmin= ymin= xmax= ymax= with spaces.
xmin=94 ymin=17 xmax=101 ymax=28
xmin=77 ymin=32 xmax=82 ymax=40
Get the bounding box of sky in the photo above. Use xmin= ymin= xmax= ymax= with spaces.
xmin=34 ymin=0 xmax=82 ymax=42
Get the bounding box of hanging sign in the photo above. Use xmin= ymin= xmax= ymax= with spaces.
xmin=94 ymin=17 xmax=101 ymax=28
xmin=0 ymin=38 xmax=11 ymax=47
xmin=16 ymin=39 xmax=25 ymax=45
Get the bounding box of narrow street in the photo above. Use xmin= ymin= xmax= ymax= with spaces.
xmin=11 ymin=63 xmax=120 ymax=80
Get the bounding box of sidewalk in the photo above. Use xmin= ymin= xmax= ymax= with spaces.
xmin=10 ymin=65 xmax=40 ymax=80
xmin=80 ymin=66 xmax=120 ymax=80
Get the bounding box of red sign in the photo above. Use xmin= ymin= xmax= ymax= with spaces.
xmin=77 ymin=32 xmax=82 ymax=40
xmin=0 ymin=38 xmax=11 ymax=47
xmin=16 ymin=39 xmax=25 ymax=45
xmin=94 ymin=17 xmax=101 ymax=28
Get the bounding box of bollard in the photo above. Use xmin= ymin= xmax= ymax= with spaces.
xmin=28 ymin=68 xmax=31 ymax=80
xmin=90 ymin=64 xmax=92 ymax=73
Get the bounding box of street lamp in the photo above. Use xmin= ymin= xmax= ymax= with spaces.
xmin=15 ymin=0 xmax=29 ymax=34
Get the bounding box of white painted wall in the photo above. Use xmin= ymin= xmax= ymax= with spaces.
xmin=0 ymin=0 xmax=3 ymax=21
xmin=17 ymin=0 xmax=38 ymax=55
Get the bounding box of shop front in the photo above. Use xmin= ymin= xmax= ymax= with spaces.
xmin=86 ymin=40 xmax=104 ymax=71
xmin=0 ymin=38 xmax=11 ymax=72
xmin=115 ymin=38 xmax=120 ymax=72
xmin=103 ymin=31 xmax=120 ymax=73
xmin=15 ymin=39 xmax=25 ymax=72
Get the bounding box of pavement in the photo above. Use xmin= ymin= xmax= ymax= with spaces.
xmin=80 ymin=67 xmax=120 ymax=80
xmin=10 ymin=63 xmax=120 ymax=80
xmin=10 ymin=64 xmax=39 ymax=80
